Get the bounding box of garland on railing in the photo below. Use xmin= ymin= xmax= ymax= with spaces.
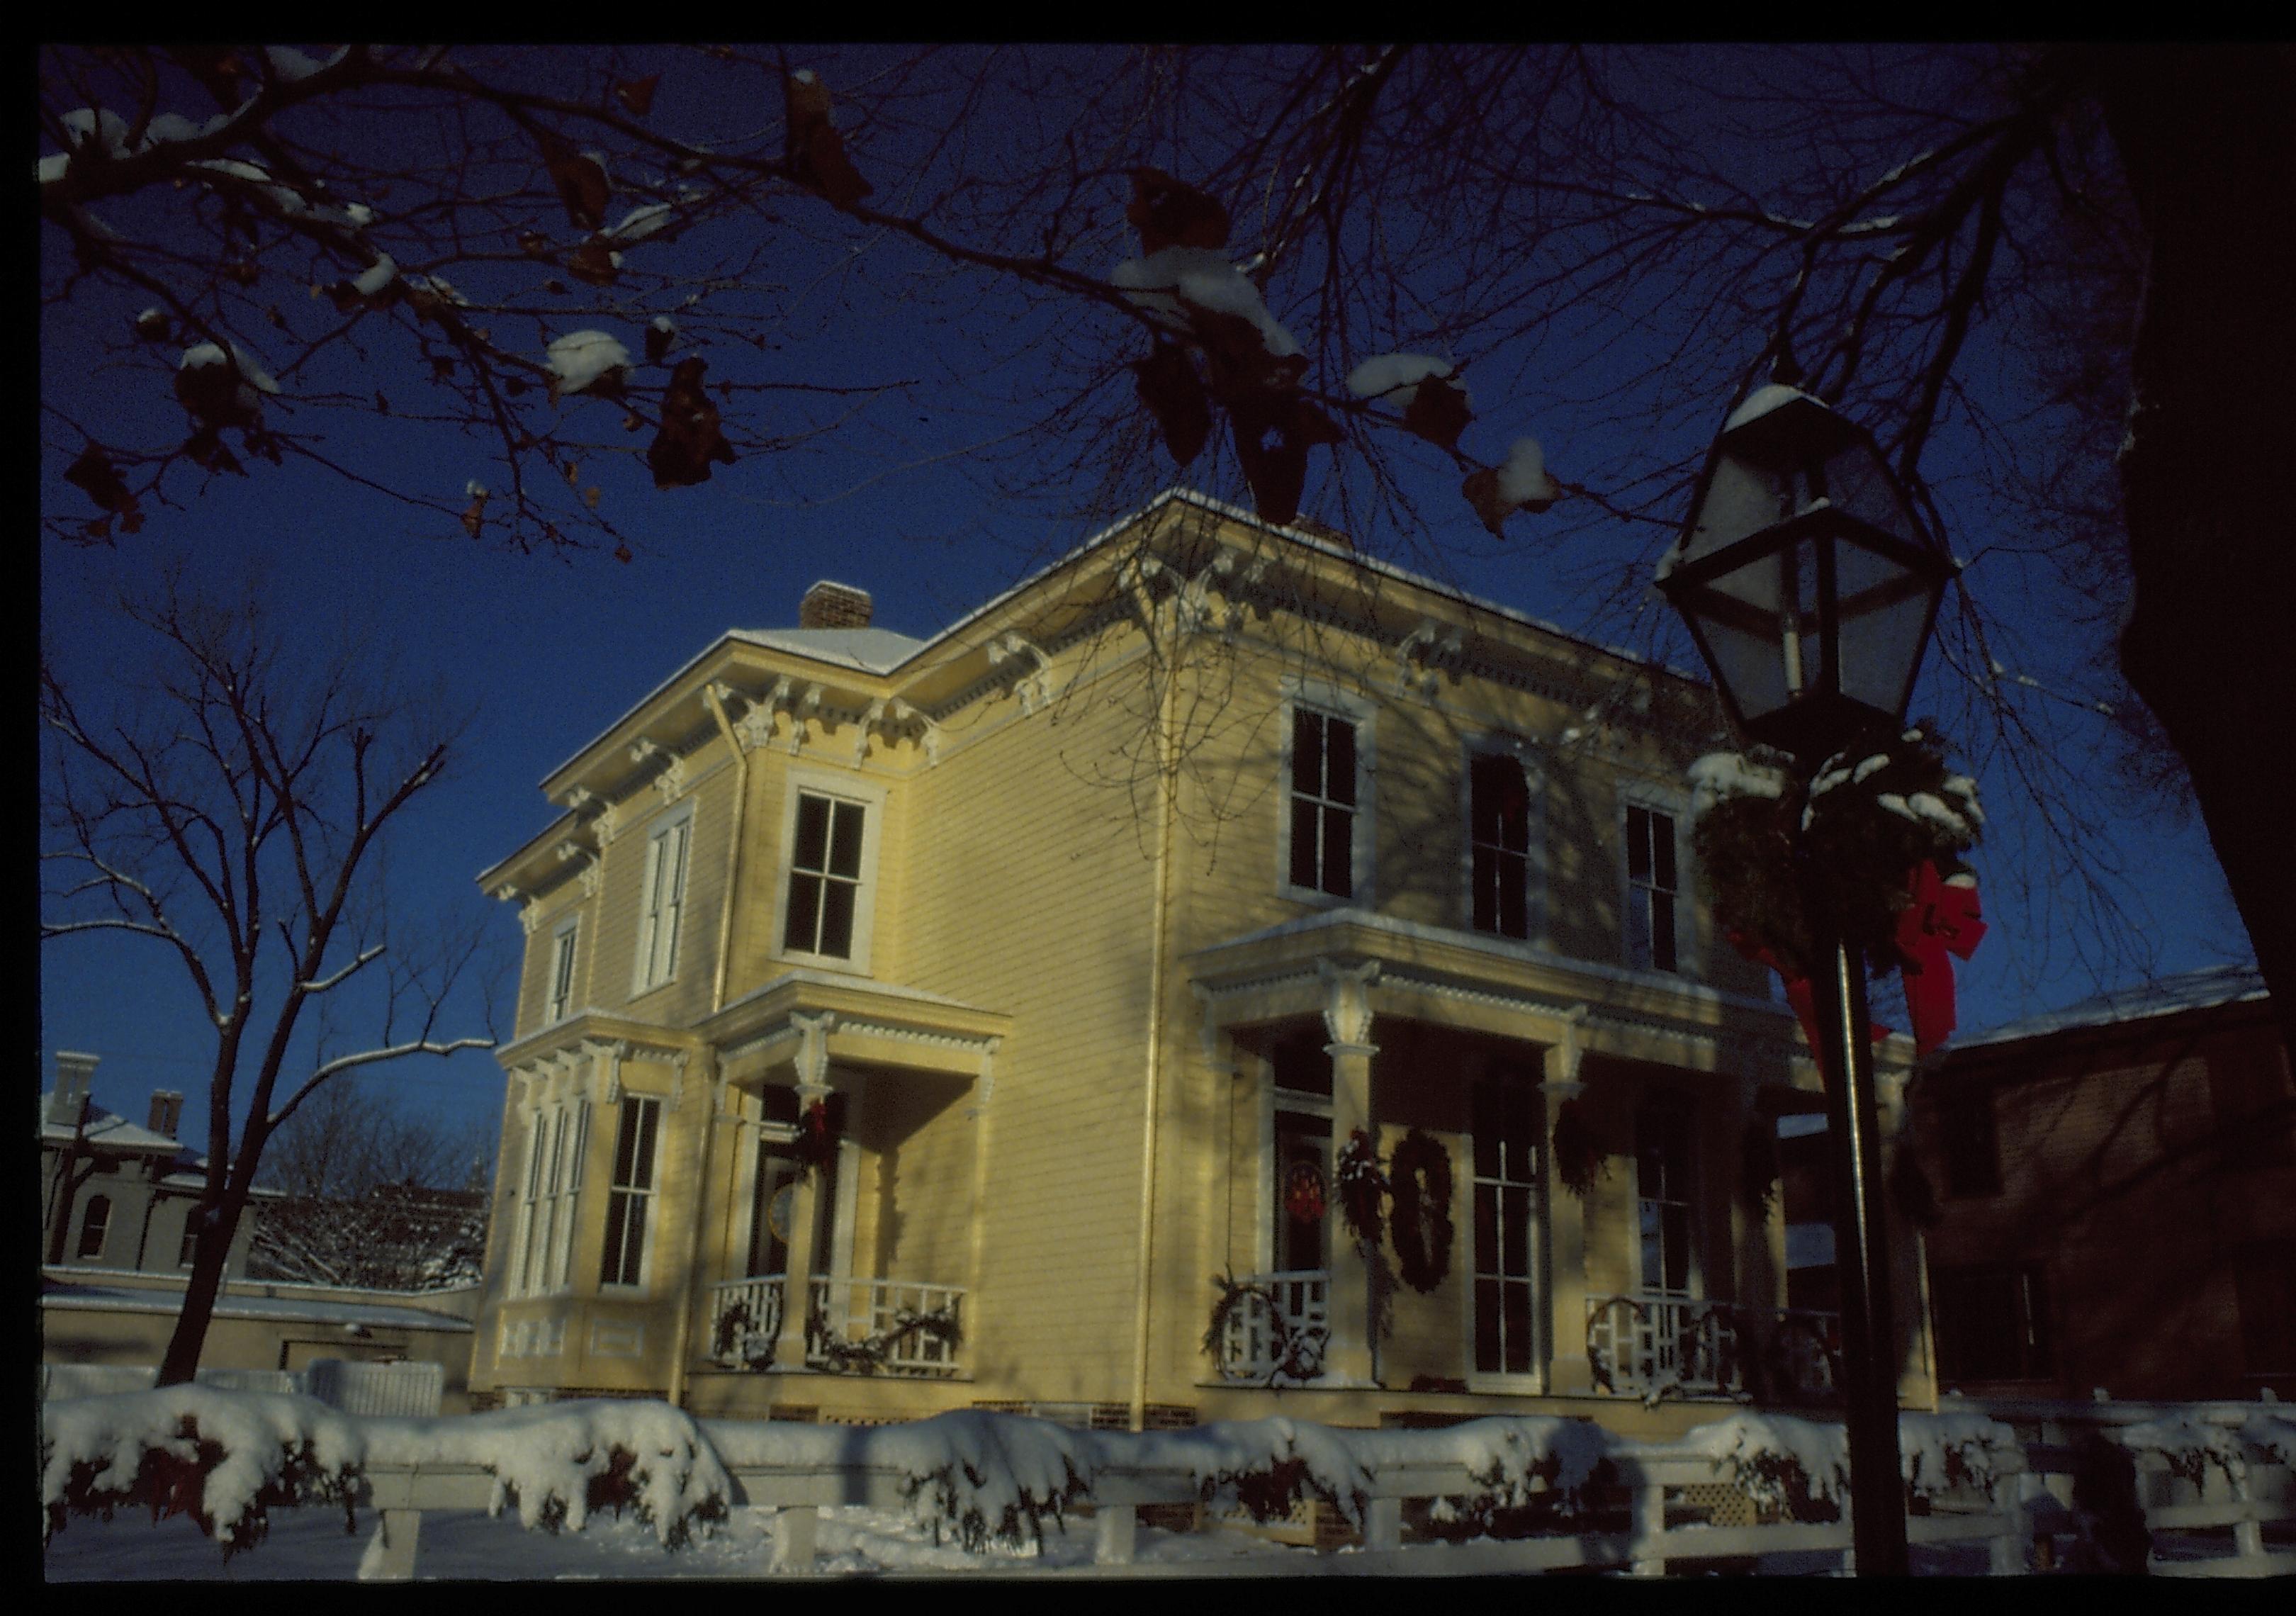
xmin=1334 ymin=1128 xmax=1387 ymax=1246
xmin=710 ymin=1300 xmax=777 ymax=1369
xmin=804 ymin=1301 xmax=963 ymax=1375
xmin=1202 ymin=1272 xmax=1329 ymax=1386
xmin=1385 ymin=1128 xmax=1454 ymax=1294
xmin=1551 ymin=1099 xmax=1605 ymax=1199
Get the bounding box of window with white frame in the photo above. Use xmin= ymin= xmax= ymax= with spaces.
xmin=1468 ymin=751 xmax=1534 ymax=940
xmin=1288 ymin=707 xmax=1358 ymax=899
xmin=518 ymin=1101 xmax=590 ymax=1296
xmin=513 ymin=1111 xmax=547 ymax=1296
xmin=632 ymin=812 xmax=691 ymax=994
xmin=600 ymin=1094 xmax=663 ymax=1289
xmin=1471 ymin=1072 xmax=1543 ymax=1375
xmin=178 ymin=1207 xmax=200 ymax=1267
xmin=1623 ymin=802 xmax=1680 ymax=973
xmin=1635 ymin=1101 xmax=1695 ymax=1299
xmin=783 ymin=791 xmax=867 ymax=960
xmin=546 ymin=920 xmax=580 ymax=1024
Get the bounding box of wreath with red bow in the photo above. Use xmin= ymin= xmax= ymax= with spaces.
xmin=1691 ymin=723 xmax=1987 ymax=1056
xmin=1283 ymin=1160 xmax=1327 ymax=1224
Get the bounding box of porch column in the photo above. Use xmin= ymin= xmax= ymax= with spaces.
xmin=771 ymin=1011 xmax=835 ymax=1374
xmin=1542 ymin=1006 xmax=1593 ymax=1396
xmin=1319 ymin=958 xmax=1380 ymax=1387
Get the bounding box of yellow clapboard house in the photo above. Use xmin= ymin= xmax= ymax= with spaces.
xmin=469 ymin=489 xmax=1935 ymax=1436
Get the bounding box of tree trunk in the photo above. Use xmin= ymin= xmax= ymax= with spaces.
xmin=155 ymin=1191 xmax=247 ymax=1385
xmin=2103 ymin=46 xmax=2296 ymax=1066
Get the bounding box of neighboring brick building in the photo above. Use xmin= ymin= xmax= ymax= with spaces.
xmin=1912 ymin=964 xmax=2295 ymax=1401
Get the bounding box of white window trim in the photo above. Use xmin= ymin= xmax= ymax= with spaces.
xmin=1276 ymin=678 xmax=1377 ymax=907
xmin=1458 ymin=733 xmax=1549 ymax=949
xmin=546 ymin=916 xmax=580 ymax=1026
xmin=734 ymin=1102 xmax=800 ymax=1279
xmin=770 ymin=767 xmax=889 ymax=977
xmin=630 ymin=803 xmax=696 ymax=999
xmin=1617 ymin=781 xmax=1697 ymax=980
xmin=600 ymin=1093 xmax=664 ymax=1294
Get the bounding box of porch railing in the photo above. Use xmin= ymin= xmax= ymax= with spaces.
xmin=808 ymin=1276 xmax=964 ymax=1376
xmin=1586 ymin=1296 xmax=1841 ymax=1403
xmin=1215 ymin=1269 xmax=1329 ymax=1384
xmin=709 ymin=1276 xmax=787 ymax=1368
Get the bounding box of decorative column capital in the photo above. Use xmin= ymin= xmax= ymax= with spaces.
xmin=789 ymin=1009 xmax=837 ymax=1095
xmin=1316 ymin=957 xmax=1382 ymax=1053
xmin=1542 ymin=1002 xmax=1592 ymax=1092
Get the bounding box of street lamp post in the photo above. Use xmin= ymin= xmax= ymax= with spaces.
xmin=1656 ymin=382 xmax=1957 ymax=1576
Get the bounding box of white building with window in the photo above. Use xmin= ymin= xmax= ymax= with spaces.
xmin=470 ymin=490 xmax=1932 ymax=1430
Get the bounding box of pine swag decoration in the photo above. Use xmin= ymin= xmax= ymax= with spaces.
xmin=804 ymin=1300 xmax=962 ymax=1375
xmin=1691 ymin=723 xmax=1987 ymax=1055
xmin=1335 ymin=1128 xmax=1388 ymax=1246
xmin=1385 ymin=1128 xmax=1455 ymax=1294
xmin=1203 ymin=1272 xmax=1329 ymax=1386
xmin=795 ymin=1097 xmax=840 ymax=1178
xmin=1552 ymin=1099 xmax=1604 ymax=1199
xmin=1740 ymin=1116 xmax=1782 ymax=1217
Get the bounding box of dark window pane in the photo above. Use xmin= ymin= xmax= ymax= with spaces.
xmin=1475 ymin=1279 xmax=1502 ymax=1372
xmin=601 ymin=1195 xmax=631 ymax=1285
xmin=1627 ymin=807 xmax=1651 ymax=882
xmin=818 ymin=880 xmax=855 ymax=958
xmin=612 ymin=1101 xmax=641 ymax=1186
xmin=1503 ymin=1282 xmax=1534 ymax=1374
xmin=622 ymin=1197 xmax=648 ymax=1280
xmin=1503 ymin=1187 xmax=1531 ymax=1276
xmin=1470 ymin=755 xmax=1501 ymax=843
xmin=1472 ymin=846 xmax=1497 ymax=932
xmin=631 ymin=1099 xmax=658 ymax=1190
xmin=1498 ymin=852 xmax=1528 ymax=938
xmin=792 ymin=792 xmax=830 ymax=871
xmin=1653 ymin=899 xmax=1677 ymax=972
xmin=1290 ymin=799 xmax=1320 ymax=889
xmin=1652 ymin=813 xmax=1677 ymax=891
xmin=828 ymin=801 xmax=865 ymax=879
xmin=784 ymin=872 xmax=823 ymax=953
xmin=1663 ymin=1204 xmax=1691 ymax=1291
xmin=1322 ymin=805 xmax=1352 ymax=897
xmin=1293 ymin=709 xmax=1323 ymax=796
xmin=1326 ymin=720 xmax=1356 ymax=807
xmin=1473 ymin=1089 xmax=1500 ymax=1178
xmin=1475 ymin=1184 xmax=1499 ymax=1264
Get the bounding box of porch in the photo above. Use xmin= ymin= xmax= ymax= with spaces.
xmin=709 ymin=1274 xmax=964 ymax=1377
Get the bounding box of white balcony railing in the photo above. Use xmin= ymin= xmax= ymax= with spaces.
xmin=807 ymin=1276 xmax=964 ymax=1376
xmin=1585 ymin=1295 xmax=1842 ymax=1403
xmin=1215 ymin=1270 xmax=1329 ymax=1384
xmin=709 ymin=1276 xmax=786 ymax=1368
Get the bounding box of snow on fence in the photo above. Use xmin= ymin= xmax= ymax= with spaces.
xmin=37 ymin=1388 xmax=2295 ymax=1579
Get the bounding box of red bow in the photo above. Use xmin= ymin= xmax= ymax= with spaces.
xmin=1729 ymin=931 xmax=1891 ymax=1060
xmin=1894 ymin=862 xmax=1986 ymax=1057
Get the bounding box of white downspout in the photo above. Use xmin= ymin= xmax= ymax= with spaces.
xmin=1130 ymin=598 xmax=1181 ymax=1433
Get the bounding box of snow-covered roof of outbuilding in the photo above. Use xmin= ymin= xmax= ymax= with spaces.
xmin=1955 ymin=963 xmax=2268 ymax=1051
xmin=37 ymin=1093 xmax=186 ymax=1156
xmin=42 ymin=1278 xmax=473 ymax=1332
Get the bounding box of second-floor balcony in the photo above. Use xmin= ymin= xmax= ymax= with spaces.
xmin=709 ymin=1275 xmax=965 ymax=1377
xmin=1586 ymin=1295 xmax=1842 ymax=1404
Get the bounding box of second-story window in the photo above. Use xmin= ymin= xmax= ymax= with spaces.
xmin=633 ymin=813 xmax=690 ymax=994
xmin=600 ymin=1094 xmax=662 ymax=1289
xmin=546 ymin=921 xmax=579 ymax=1024
xmin=784 ymin=792 xmax=867 ymax=960
xmin=1624 ymin=804 xmax=1679 ymax=972
xmin=77 ymin=1194 xmax=111 ymax=1260
xmin=1469 ymin=752 xmax=1533 ymax=939
xmin=1290 ymin=708 xmax=1357 ymax=899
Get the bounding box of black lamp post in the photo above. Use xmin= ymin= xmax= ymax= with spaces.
xmin=1657 ymin=383 xmax=1956 ymax=1577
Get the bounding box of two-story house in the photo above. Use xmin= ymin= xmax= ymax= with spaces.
xmin=469 ymin=489 xmax=1935 ymax=1434
xmin=1912 ymin=964 xmax=2295 ymax=1402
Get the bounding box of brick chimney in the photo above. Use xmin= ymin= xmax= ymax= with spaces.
xmin=147 ymin=1090 xmax=184 ymax=1140
xmin=49 ymin=1050 xmax=98 ymax=1128
xmin=799 ymin=580 xmax=873 ymax=629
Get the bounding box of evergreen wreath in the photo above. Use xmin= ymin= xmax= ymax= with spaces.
xmin=1283 ymin=1160 xmax=1327 ymax=1224
xmin=1551 ymin=1098 xmax=1604 ymax=1199
xmin=1385 ymin=1129 xmax=1455 ymax=1294
xmin=1335 ymin=1128 xmax=1388 ymax=1246
xmin=1690 ymin=722 xmax=1982 ymax=982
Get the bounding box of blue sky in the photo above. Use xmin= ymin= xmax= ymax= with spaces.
xmin=37 ymin=45 xmax=2252 ymax=1160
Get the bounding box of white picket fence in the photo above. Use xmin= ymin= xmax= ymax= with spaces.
xmin=39 ymin=1359 xmax=444 ymax=1418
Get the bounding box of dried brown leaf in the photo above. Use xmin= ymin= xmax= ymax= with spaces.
xmin=1132 ymin=343 xmax=1211 ymax=468
xmin=1402 ymin=376 xmax=1473 ymax=451
xmin=614 ymin=73 xmax=661 ymax=116
xmin=1127 ymin=169 xmax=1230 ymax=256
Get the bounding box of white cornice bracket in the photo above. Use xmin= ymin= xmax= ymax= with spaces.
xmin=1397 ymin=619 xmax=1464 ymax=699
xmin=988 ymin=634 xmax=1054 ymax=716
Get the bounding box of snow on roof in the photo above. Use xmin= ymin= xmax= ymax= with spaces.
xmin=1724 ymin=382 xmax=1823 ymax=432
xmin=1956 ymin=962 xmax=2268 ymax=1051
xmin=724 ymin=626 xmax=927 ymax=675
xmin=38 ymin=1092 xmax=186 ymax=1156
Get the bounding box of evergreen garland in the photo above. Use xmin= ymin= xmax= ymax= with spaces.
xmin=804 ymin=1300 xmax=963 ymax=1374
xmin=1551 ymin=1099 xmax=1604 ymax=1199
xmin=1335 ymin=1128 xmax=1387 ymax=1246
xmin=1385 ymin=1129 xmax=1455 ymax=1294
xmin=1691 ymin=722 xmax=1982 ymax=982
xmin=1202 ymin=1272 xmax=1329 ymax=1386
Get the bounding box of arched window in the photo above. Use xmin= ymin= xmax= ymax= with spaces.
xmin=76 ymin=1194 xmax=112 ymax=1259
